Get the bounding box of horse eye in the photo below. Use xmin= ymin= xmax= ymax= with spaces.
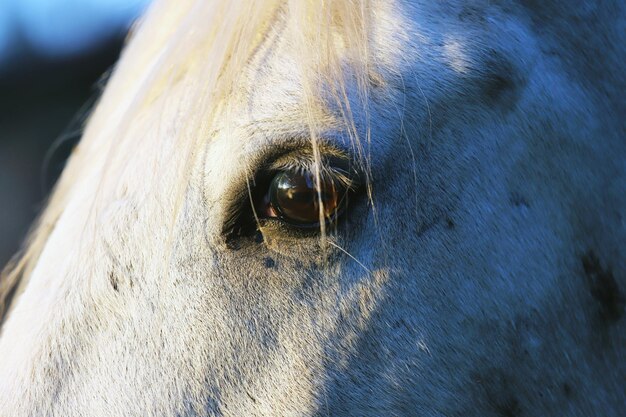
xmin=260 ymin=170 xmax=345 ymax=226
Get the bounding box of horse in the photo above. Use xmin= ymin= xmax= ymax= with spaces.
xmin=0 ymin=0 xmax=624 ymax=415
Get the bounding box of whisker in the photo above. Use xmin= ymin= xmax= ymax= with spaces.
xmin=326 ymin=240 xmax=371 ymax=274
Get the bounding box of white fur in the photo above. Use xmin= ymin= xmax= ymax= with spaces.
xmin=0 ymin=1 xmax=624 ymax=416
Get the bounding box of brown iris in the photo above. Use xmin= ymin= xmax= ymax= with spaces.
xmin=266 ymin=170 xmax=344 ymax=226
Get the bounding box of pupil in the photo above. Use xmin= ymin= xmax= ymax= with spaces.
xmin=271 ymin=170 xmax=340 ymax=224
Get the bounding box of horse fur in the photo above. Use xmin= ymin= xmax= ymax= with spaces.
xmin=0 ymin=0 xmax=624 ymax=415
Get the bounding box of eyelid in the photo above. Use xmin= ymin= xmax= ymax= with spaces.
xmin=267 ymin=146 xmax=349 ymax=168
xmin=266 ymin=157 xmax=360 ymax=192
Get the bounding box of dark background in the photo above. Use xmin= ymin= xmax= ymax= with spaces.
xmin=0 ymin=1 xmax=148 ymax=268
xmin=0 ymin=41 xmax=121 ymax=267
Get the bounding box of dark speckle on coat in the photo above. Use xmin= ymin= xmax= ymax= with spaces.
xmin=109 ymin=272 xmax=119 ymax=292
xmin=264 ymin=257 xmax=276 ymax=268
xmin=581 ymin=251 xmax=624 ymax=323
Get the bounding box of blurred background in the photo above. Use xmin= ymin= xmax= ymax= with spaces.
xmin=0 ymin=0 xmax=151 ymax=267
